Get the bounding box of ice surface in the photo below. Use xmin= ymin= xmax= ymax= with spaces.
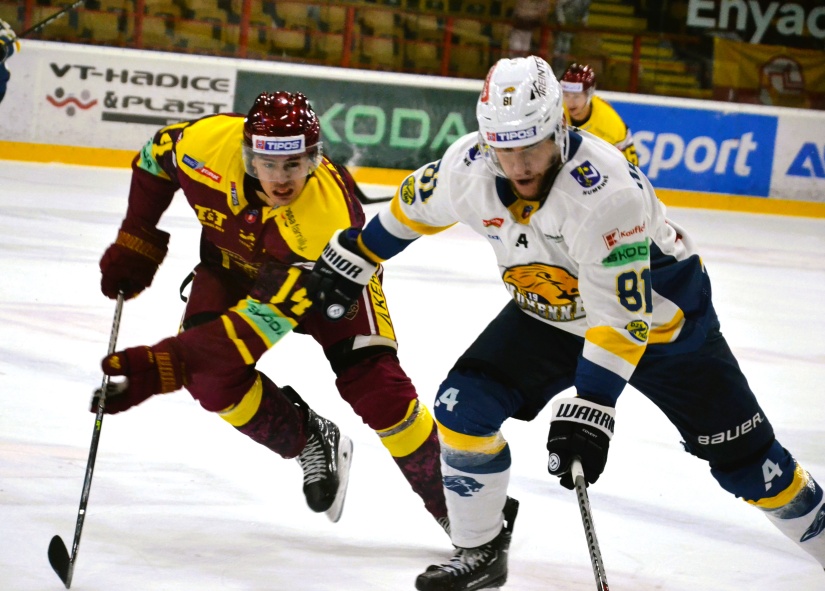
xmin=1 ymin=161 xmax=823 ymax=590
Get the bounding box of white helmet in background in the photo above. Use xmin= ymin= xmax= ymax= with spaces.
xmin=476 ymin=56 xmax=568 ymax=177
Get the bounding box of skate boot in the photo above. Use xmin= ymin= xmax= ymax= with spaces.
xmin=415 ymin=496 xmax=519 ymax=591
xmin=296 ymin=408 xmax=353 ymax=523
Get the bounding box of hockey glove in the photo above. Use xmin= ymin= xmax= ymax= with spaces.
xmin=100 ymin=219 xmax=170 ymax=300
xmin=0 ymin=19 xmax=18 ymax=62
xmin=92 ymin=338 xmax=186 ymax=414
xmin=305 ymin=228 xmax=377 ymax=321
xmin=546 ymin=396 xmax=615 ymax=490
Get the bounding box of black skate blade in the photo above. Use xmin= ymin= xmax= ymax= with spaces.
xmin=48 ymin=535 xmax=72 ymax=588
xmin=325 ymin=436 xmax=353 ymax=523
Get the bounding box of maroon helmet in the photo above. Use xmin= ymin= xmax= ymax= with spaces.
xmin=559 ymin=63 xmax=596 ymax=97
xmin=242 ymin=91 xmax=323 ymax=180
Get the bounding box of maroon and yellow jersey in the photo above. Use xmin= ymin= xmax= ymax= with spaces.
xmin=129 ymin=113 xmax=364 ymax=280
xmin=125 ymin=113 xmax=368 ymax=371
xmin=563 ymin=95 xmax=638 ymax=165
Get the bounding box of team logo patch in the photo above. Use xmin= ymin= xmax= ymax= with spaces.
xmin=463 ymin=145 xmax=482 ymax=166
xmin=483 ymin=217 xmax=504 ymax=228
xmin=503 ymin=263 xmax=584 ymax=322
xmin=182 ymin=154 xmax=222 ymax=182
xmin=245 ymin=209 xmax=259 ymax=223
xmin=626 ymin=320 xmax=649 ymax=342
xmin=571 ymin=160 xmax=601 ymax=187
xmin=801 ymin=505 xmax=825 ymax=542
xmin=252 ymin=133 xmax=305 ymax=155
xmin=401 ymin=175 xmax=416 ymax=205
xmin=444 ymin=475 xmax=484 ymax=497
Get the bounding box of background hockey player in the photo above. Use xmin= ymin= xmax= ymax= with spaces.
xmin=560 ymin=62 xmax=638 ymax=165
xmin=96 ymin=91 xmax=448 ymax=528
xmin=306 ymin=56 xmax=825 ymax=591
xmin=0 ymin=19 xmax=18 ymax=105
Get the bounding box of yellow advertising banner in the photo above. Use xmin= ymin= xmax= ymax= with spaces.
xmin=713 ymin=37 xmax=825 ymax=109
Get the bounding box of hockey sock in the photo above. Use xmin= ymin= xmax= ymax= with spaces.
xmin=218 ymin=373 xmax=308 ymax=459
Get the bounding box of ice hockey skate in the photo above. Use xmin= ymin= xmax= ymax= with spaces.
xmin=415 ymin=496 xmax=519 ymax=591
xmin=296 ymin=409 xmax=353 ymax=523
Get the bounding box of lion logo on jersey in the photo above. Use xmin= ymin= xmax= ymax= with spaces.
xmin=502 ymin=264 xmax=584 ymax=321
xmin=503 ymin=264 xmax=579 ymax=305
xmin=444 ymin=475 xmax=484 ymax=497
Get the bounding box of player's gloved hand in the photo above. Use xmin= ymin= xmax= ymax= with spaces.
xmin=0 ymin=19 xmax=18 ymax=61
xmin=546 ymin=396 xmax=615 ymax=489
xmin=99 ymin=219 xmax=170 ymax=300
xmin=91 ymin=338 xmax=185 ymax=414
xmin=305 ymin=228 xmax=377 ymax=321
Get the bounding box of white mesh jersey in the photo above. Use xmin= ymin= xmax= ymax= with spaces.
xmin=360 ymin=129 xmax=715 ymax=401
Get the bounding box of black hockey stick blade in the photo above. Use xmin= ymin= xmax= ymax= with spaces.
xmin=351 ymin=177 xmax=393 ymax=205
xmin=48 ymin=535 xmax=73 ymax=588
xmin=356 ymin=193 xmax=393 ymax=204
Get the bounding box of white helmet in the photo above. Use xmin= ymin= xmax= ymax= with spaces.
xmin=476 ymin=56 xmax=568 ymax=177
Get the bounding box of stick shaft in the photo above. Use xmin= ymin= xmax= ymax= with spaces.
xmin=20 ymin=0 xmax=86 ymax=38
xmin=65 ymin=293 xmax=124 ymax=586
xmin=571 ymin=458 xmax=610 ymax=591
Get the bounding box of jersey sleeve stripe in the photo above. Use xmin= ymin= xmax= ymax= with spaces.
xmin=649 ymin=307 xmax=685 ymax=344
xmin=220 ymin=314 xmax=255 ymax=365
xmin=390 ymin=196 xmax=456 ymax=236
xmin=585 ymin=325 xmax=647 ymax=366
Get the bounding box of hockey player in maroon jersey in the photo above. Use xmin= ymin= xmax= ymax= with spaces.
xmin=96 ymin=91 xmax=447 ymax=527
xmin=560 ymin=63 xmax=638 ymax=166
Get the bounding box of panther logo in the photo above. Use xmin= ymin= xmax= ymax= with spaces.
xmin=801 ymin=505 xmax=825 ymax=542
xmin=502 ymin=263 xmax=579 ymax=306
xmin=444 ymin=476 xmax=484 ymax=497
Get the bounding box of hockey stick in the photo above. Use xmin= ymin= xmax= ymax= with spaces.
xmin=356 ymin=192 xmax=393 ymax=205
xmin=352 ymin=181 xmax=393 ymax=205
xmin=20 ymin=0 xmax=86 ymax=38
xmin=571 ymin=457 xmax=610 ymax=591
xmin=48 ymin=291 xmax=124 ymax=589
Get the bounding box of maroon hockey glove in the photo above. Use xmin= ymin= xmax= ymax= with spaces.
xmin=93 ymin=338 xmax=186 ymax=414
xmin=99 ymin=219 xmax=170 ymax=300
xmin=546 ymin=396 xmax=615 ymax=489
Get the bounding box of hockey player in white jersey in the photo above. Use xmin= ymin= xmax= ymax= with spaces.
xmin=307 ymin=56 xmax=825 ymax=590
